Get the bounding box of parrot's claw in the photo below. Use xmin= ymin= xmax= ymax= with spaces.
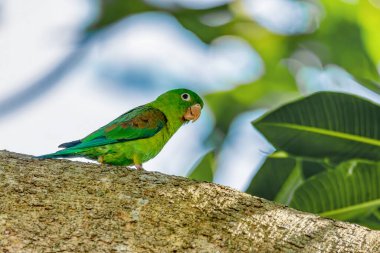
xmin=135 ymin=164 xmax=144 ymax=170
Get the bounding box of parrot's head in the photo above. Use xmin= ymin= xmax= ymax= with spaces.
xmin=154 ymin=88 xmax=204 ymax=123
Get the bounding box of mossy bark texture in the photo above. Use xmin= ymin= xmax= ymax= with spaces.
xmin=0 ymin=150 xmax=379 ymax=252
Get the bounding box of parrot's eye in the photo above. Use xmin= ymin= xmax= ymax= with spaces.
xmin=181 ymin=93 xmax=191 ymax=101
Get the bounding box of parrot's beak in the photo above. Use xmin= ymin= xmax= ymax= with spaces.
xmin=183 ymin=103 xmax=202 ymax=122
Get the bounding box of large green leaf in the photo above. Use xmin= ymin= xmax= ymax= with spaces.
xmin=245 ymin=156 xmax=303 ymax=205
xmin=351 ymin=210 xmax=380 ymax=230
xmin=290 ymin=160 xmax=380 ymax=222
xmin=253 ymin=92 xmax=380 ymax=161
xmin=246 ymin=153 xmax=327 ymax=205
xmin=301 ymin=159 xmax=328 ymax=179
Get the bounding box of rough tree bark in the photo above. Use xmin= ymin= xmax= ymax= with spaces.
xmin=0 ymin=150 xmax=379 ymax=253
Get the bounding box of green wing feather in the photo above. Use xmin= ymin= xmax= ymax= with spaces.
xmin=39 ymin=106 xmax=167 ymax=158
xmin=81 ymin=105 xmax=167 ymax=145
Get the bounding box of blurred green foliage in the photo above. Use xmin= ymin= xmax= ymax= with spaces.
xmin=89 ymin=0 xmax=380 ymax=229
xmin=188 ymin=150 xmax=216 ymax=182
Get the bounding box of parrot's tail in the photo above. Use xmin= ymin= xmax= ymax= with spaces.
xmin=36 ymin=153 xmax=62 ymax=159
xmin=36 ymin=149 xmax=77 ymax=159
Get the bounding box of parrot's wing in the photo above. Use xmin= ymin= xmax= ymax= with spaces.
xmin=61 ymin=106 xmax=167 ymax=150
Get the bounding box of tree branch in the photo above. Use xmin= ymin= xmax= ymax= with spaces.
xmin=0 ymin=150 xmax=379 ymax=252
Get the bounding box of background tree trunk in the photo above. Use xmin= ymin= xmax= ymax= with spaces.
xmin=0 ymin=150 xmax=379 ymax=252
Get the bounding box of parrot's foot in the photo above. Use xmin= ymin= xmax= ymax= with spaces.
xmin=98 ymin=156 xmax=104 ymax=164
xmin=135 ymin=164 xmax=144 ymax=170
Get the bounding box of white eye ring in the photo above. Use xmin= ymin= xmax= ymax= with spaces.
xmin=181 ymin=93 xmax=191 ymax=101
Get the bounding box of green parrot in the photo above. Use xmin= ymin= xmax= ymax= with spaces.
xmin=38 ymin=89 xmax=204 ymax=169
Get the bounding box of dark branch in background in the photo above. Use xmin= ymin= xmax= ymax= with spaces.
xmin=0 ymin=36 xmax=92 ymax=120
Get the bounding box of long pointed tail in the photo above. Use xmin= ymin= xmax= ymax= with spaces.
xmin=36 ymin=149 xmax=77 ymax=159
xmin=36 ymin=153 xmax=63 ymax=159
